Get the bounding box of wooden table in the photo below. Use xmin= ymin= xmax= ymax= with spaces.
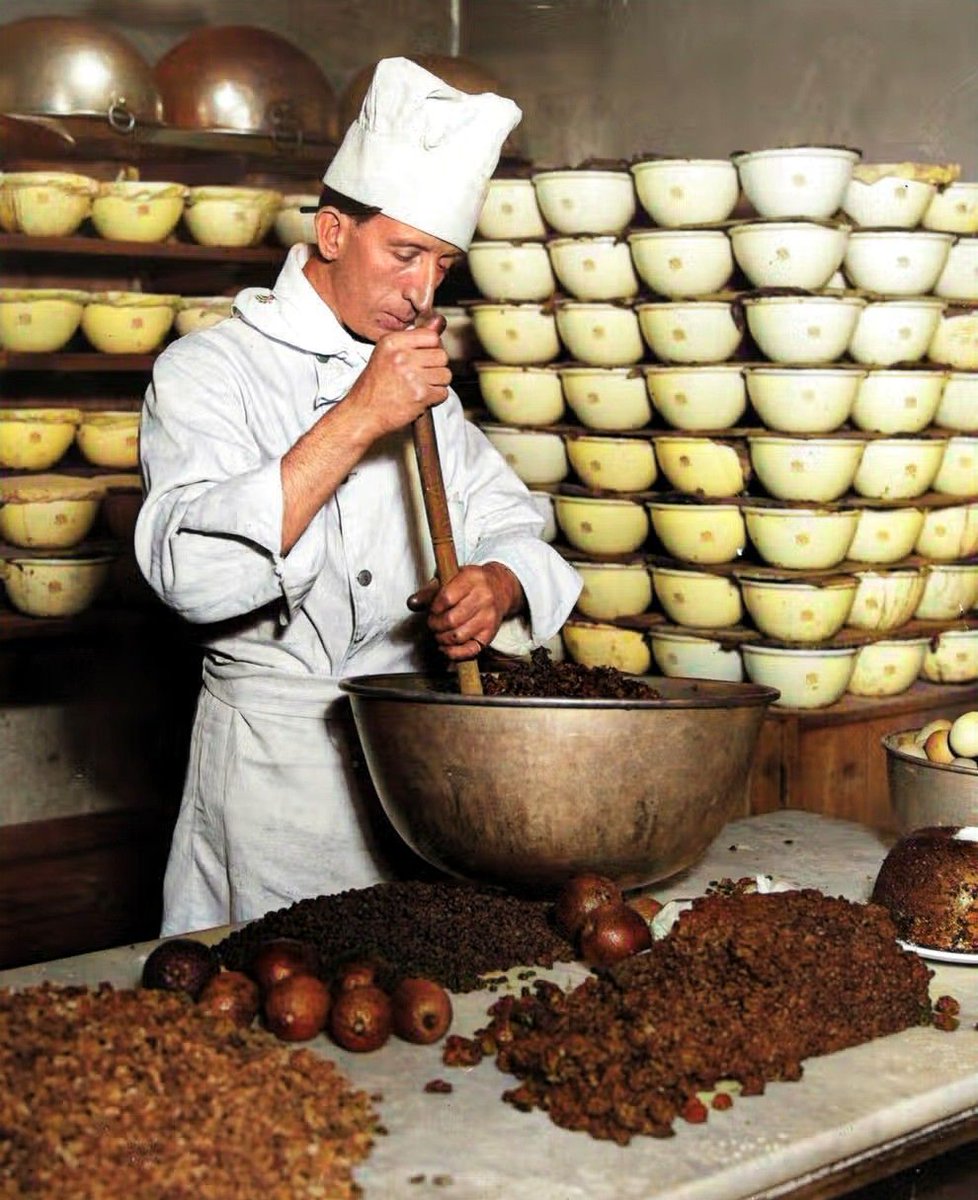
xmin=3 ymin=810 xmax=978 ymax=1199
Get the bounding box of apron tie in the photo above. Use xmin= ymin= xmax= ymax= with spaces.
xmin=202 ymin=661 xmax=346 ymax=719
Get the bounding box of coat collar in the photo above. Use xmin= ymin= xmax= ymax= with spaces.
xmin=233 ymin=243 xmax=375 ymax=368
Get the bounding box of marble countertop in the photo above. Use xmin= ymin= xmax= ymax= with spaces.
xmin=3 ymin=809 xmax=978 ymax=1200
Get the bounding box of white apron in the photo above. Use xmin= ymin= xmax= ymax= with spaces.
xmin=161 ymin=662 xmax=424 ymax=936
xmin=140 ymin=247 xmax=582 ymax=935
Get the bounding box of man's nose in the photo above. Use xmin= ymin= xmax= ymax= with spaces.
xmin=407 ymin=256 xmax=441 ymax=314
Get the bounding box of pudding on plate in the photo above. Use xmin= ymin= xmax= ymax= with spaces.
xmin=871 ymin=826 xmax=978 ymax=952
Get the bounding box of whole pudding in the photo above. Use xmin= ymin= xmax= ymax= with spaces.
xmin=872 ymin=826 xmax=978 ymax=951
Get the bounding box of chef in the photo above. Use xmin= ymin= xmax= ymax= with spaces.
xmin=135 ymin=57 xmax=581 ymax=935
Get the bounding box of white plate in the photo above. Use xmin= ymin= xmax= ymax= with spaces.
xmin=898 ymin=939 xmax=978 ymax=965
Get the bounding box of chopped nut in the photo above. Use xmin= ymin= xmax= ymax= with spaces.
xmin=442 ymin=1034 xmax=485 ymax=1068
xmin=0 ymin=983 xmax=376 ymax=1197
xmin=482 ymin=891 xmax=934 ymax=1143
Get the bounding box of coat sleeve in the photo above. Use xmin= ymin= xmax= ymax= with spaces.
xmin=134 ymin=334 xmax=327 ymax=624
xmin=437 ymin=398 xmax=581 ymax=645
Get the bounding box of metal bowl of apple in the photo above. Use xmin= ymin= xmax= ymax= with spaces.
xmin=883 ymin=712 xmax=978 ymax=833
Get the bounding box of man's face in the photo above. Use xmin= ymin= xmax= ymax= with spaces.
xmin=312 ymin=210 xmax=464 ymax=342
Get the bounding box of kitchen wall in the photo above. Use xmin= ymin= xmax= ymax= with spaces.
xmin=2 ymin=0 xmax=975 ymax=172
xmin=0 ymin=627 xmax=199 ymax=827
xmin=464 ymin=0 xmax=978 ymax=173
xmin=1 ymin=0 xmax=976 ymax=828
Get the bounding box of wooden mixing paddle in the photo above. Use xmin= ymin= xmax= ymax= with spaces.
xmin=411 ymin=312 xmax=484 ymax=696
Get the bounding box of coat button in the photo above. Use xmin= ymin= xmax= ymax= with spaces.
xmin=357 ymin=569 xmax=372 ymax=587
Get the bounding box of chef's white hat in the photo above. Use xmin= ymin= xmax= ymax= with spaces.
xmin=323 ymin=57 xmax=521 ymax=251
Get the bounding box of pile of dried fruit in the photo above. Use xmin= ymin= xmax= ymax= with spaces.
xmin=478 ymin=646 xmax=660 ymax=700
xmin=0 ymin=982 xmax=376 ymax=1198
xmin=445 ymin=890 xmax=936 ymax=1143
xmin=217 ymin=880 xmax=574 ymax=993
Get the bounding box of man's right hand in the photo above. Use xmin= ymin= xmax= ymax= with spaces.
xmin=280 ymin=318 xmax=449 ymax=555
xmin=345 ymin=325 xmax=451 ymax=439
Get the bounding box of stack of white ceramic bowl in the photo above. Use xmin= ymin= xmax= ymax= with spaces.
xmin=468 ymin=159 xmax=753 ymax=380
xmin=835 ymin=159 xmax=978 ymax=695
xmin=442 ymin=171 xmax=553 ymax=381
xmin=468 ymin=167 xmax=646 ymax=676
xmin=469 ymin=164 xmax=636 ymax=564
xmin=467 ymin=168 xmax=568 ymax=538
xmin=625 ymin=158 xmax=743 ymax=389
xmin=701 ymin=149 xmax=977 ymax=706
xmin=469 ymin=159 xmax=747 ymax=562
xmin=467 ymin=163 xmax=641 ymax=373
xmin=739 ymin=150 xmax=974 ymax=700
xmin=842 ymin=162 xmax=978 ymax=375
xmin=465 ymin=151 xmax=978 ymax=704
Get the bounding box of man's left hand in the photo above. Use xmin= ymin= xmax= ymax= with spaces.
xmin=407 ymin=562 xmax=524 ymax=661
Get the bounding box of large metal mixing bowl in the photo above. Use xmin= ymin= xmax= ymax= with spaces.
xmin=0 ymin=17 xmax=162 ymax=130
xmin=154 ymin=26 xmax=338 ymax=143
xmin=883 ymin=730 xmax=978 ymax=833
xmin=341 ymin=672 xmax=777 ymax=893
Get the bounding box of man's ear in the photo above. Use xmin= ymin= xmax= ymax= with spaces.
xmin=315 ymin=207 xmax=344 ymax=261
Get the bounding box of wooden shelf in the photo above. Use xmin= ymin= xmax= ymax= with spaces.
xmin=0 ymin=142 xmax=289 ymax=640
xmin=0 ymin=404 xmax=141 ymax=418
xmin=2 ymin=460 xmax=139 ymax=476
xmin=764 ymin=679 xmax=978 ymax=727
xmin=0 ymin=605 xmax=161 ymax=643
xmin=748 ymin=679 xmax=978 ymax=830
xmin=1 ymin=112 xmax=336 ymax=173
xmin=0 ymin=538 xmax=119 ymax=558
xmin=0 ymin=350 xmax=156 ymax=372
xmin=0 ymin=231 xmax=286 ymax=264
xmin=0 ymin=238 xmax=285 ymax=381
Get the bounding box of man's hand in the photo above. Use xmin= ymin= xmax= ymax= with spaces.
xmin=280 ymin=317 xmax=448 ymax=555
xmin=407 ymin=562 xmax=524 ymax=661
xmin=345 ymin=323 xmax=451 ymax=440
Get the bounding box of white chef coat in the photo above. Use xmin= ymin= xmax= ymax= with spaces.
xmin=135 ymin=243 xmax=581 ymax=935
